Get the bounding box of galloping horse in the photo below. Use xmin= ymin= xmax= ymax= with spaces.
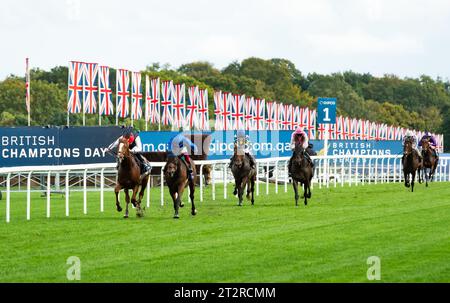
xmin=289 ymin=144 xmax=313 ymax=206
xmin=421 ymin=138 xmax=439 ymax=187
xmin=230 ymin=144 xmax=256 ymax=206
xmin=163 ymin=156 xmax=197 ymax=219
xmin=114 ymin=137 xmax=148 ymax=218
xmin=402 ymin=138 xmax=422 ymax=192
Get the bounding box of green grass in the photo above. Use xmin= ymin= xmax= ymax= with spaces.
xmin=0 ymin=182 xmax=449 ymax=282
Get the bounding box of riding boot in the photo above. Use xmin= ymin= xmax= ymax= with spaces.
xmin=247 ymin=153 xmax=256 ymax=169
xmin=183 ymin=155 xmax=194 ymax=181
xmin=229 ymin=156 xmax=234 ymax=169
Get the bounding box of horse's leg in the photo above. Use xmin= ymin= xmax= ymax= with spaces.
xmin=131 ymin=185 xmax=143 ymax=217
xmin=307 ymin=177 xmax=312 ymax=199
xmin=303 ymin=182 xmax=308 ymax=206
xmin=292 ymin=180 xmax=299 ymax=207
xmin=124 ymin=189 xmax=130 ymax=218
xmin=418 ymin=166 xmax=422 ymax=184
xmin=411 ymin=171 xmax=415 ymax=192
xmin=114 ymin=183 xmax=122 ymax=212
xmin=189 ymin=179 xmax=197 ymax=216
xmin=138 ymin=176 xmax=148 ymax=205
xmin=404 ymin=171 xmax=410 ymax=188
xmin=250 ymin=177 xmax=255 ymax=205
xmin=170 ymin=188 xmax=179 ymax=219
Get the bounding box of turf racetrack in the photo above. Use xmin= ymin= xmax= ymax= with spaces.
xmin=0 ymin=182 xmax=449 ymax=282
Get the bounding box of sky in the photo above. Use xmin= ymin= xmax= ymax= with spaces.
xmin=1 ymin=0 xmax=450 ymax=80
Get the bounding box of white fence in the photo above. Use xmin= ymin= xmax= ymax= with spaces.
xmin=1 ymin=155 xmax=449 ymax=223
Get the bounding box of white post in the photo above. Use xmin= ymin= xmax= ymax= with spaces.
xmin=27 ymin=171 xmax=32 ymax=220
xmin=375 ymin=159 xmax=378 ymax=185
xmin=256 ymin=162 xmax=260 ymax=196
xmin=65 ymin=170 xmax=70 ymax=216
xmin=284 ymin=161 xmax=288 ymax=193
xmin=362 ymin=159 xmax=366 ymax=185
xmin=223 ymin=164 xmax=227 ymax=200
xmin=334 ymin=159 xmax=337 ymax=188
xmin=146 ymin=175 xmax=150 ymax=208
xmin=355 ymin=159 xmax=359 ymax=187
xmin=100 ymin=168 xmax=104 ymax=212
xmin=275 ymin=160 xmax=279 ymax=194
xmin=340 ymin=159 xmax=344 ymax=187
xmin=46 ymin=171 xmax=51 ymax=218
xmin=349 ymin=158 xmax=352 ymax=187
xmin=323 ymin=124 xmax=329 ymax=185
xmin=212 ymin=164 xmax=216 ymax=201
xmin=6 ymin=173 xmax=11 ymax=223
xmin=200 ymin=164 xmax=204 ymax=202
xmin=160 ymin=168 xmax=164 ymax=206
xmin=83 ymin=169 xmax=87 ymax=214
xmin=266 ymin=161 xmax=269 ymax=195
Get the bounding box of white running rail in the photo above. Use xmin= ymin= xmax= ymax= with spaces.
xmin=1 ymin=155 xmax=449 ymax=223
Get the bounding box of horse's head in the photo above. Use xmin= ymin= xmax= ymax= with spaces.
xmin=233 ymin=141 xmax=246 ymax=169
xmin=117 ymin=137 xmax=130 ymax=164
xmin=421 ymin=138 xmax=430 ymax=151
xmin=404 ymin=139 xmax=413 ymax=155
xmin=293 ymin=144 xmax=305 ymax=160
xmin=164 ymin=157 xmax=179 ymax=178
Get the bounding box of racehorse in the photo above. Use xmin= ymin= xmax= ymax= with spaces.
xmin=402 ymin=138 xmax=422 ymax=192
xmin=420 ymin=138 xmax=439 ymax=187
xmin=114 ymin=137 xmax=148 ymax=218
xmin=163 ymin=156 xmax=197 ymax=219
xmin=230 ymin=144 xmax=256 ymax=206
xmin=289 ymin=144 xmax=313 ymax=206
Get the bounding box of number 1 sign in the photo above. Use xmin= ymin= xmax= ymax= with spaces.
xmin=317 ymin=97 xmax=337 ymax=124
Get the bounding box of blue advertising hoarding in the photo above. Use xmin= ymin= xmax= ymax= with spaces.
xmin=1 ymin=126 xmax=404 ymax=167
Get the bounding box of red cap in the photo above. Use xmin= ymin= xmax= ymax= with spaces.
xmin=128 ymin=134 xmax=135 ymax=144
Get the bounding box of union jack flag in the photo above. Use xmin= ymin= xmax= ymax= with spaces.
xmin=317 ymin=123 xmax=326 ymax=140
xmin=198 ymin=89 xmax=209 ymax=130
xmin=131 ymin=72 xmax=143 ymax=121
xmin=99 ymin=66 xmax=113 ymax=116
xmin=277 ymin=102 xmax=285 ymax=130
xmin=245 ymin=97 xmax=255 ymax=130
xmin=221 ymin=92 xmax=232 ymax=130
xmin=299 ymin=108 xmax=307 ymax=131
xmin=172 ymin=83 xmax=185 ymax=128
xmin=328 ymin=120 xmax=336 ymax=140
xmin=187 ymin=86 xmax=199 ymax=129
xmin=254 ymin=99 xmax=265 ymax=130
xmin=83 ymin=63 xmax=98 ymax=114
xmin=67 ymin=61 xmax=84 ymax=114
xmin=265 ymin=101 xmax=276 ymax=130
xmin=116 ymin=69 xmax=130 ymax=118
xmin=290 ymin=106 xmax=299 ymax=130
xmin=282 ymin=104 xmax=291 ymax=130
xmin=214 ymin=91 xmax=223 ymax=130
xmin=231 ymin=94 xmax=245 ymax=130
xmin=335 ymin=116 xmax=343 ymax=139
xmin=161 ymin=80 xmax=173 ymax=126
xmin=146 ymin=77 xmax=160 ymax=124
xmin=307 ymin=109 xmax=316 ymax=139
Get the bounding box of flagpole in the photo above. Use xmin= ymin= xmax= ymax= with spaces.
xmin=26 ymin=58 xmax=31 ymax=126
xmin=82 ymin=63 xmax=86 ymax=126
xmin=67 ymin=62 xmax=70 ymax=127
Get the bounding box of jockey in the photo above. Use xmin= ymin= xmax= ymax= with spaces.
xmin=168 ymin=131 xmax=199 ymax=181
xmin=108 ymin=127 xmax=152 ymax=178
xmin=229 ymin=130 xmax=256 ymax=169
xmin=402 ymin=130 xmax=421 ymax=158
xmin=288 ymin=127 xmax=314 ymax=176
xmin=419 ymin=131 xmax=438 ymax=157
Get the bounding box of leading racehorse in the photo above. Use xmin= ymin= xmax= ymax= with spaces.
xmin=289 ymin=144 xmax=313 ymax=206
xmin=402 ymin=137 xmax=422 ymax=192
xmin=230 ymin=143 xmax=256 ymax=206
xmin=114 ymin=137 xmax=148 ymax=218
xmin=421 ymin=138 xmax=439 ymax=187
xmin=163 ymin=156 xmax=197 ymax=219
